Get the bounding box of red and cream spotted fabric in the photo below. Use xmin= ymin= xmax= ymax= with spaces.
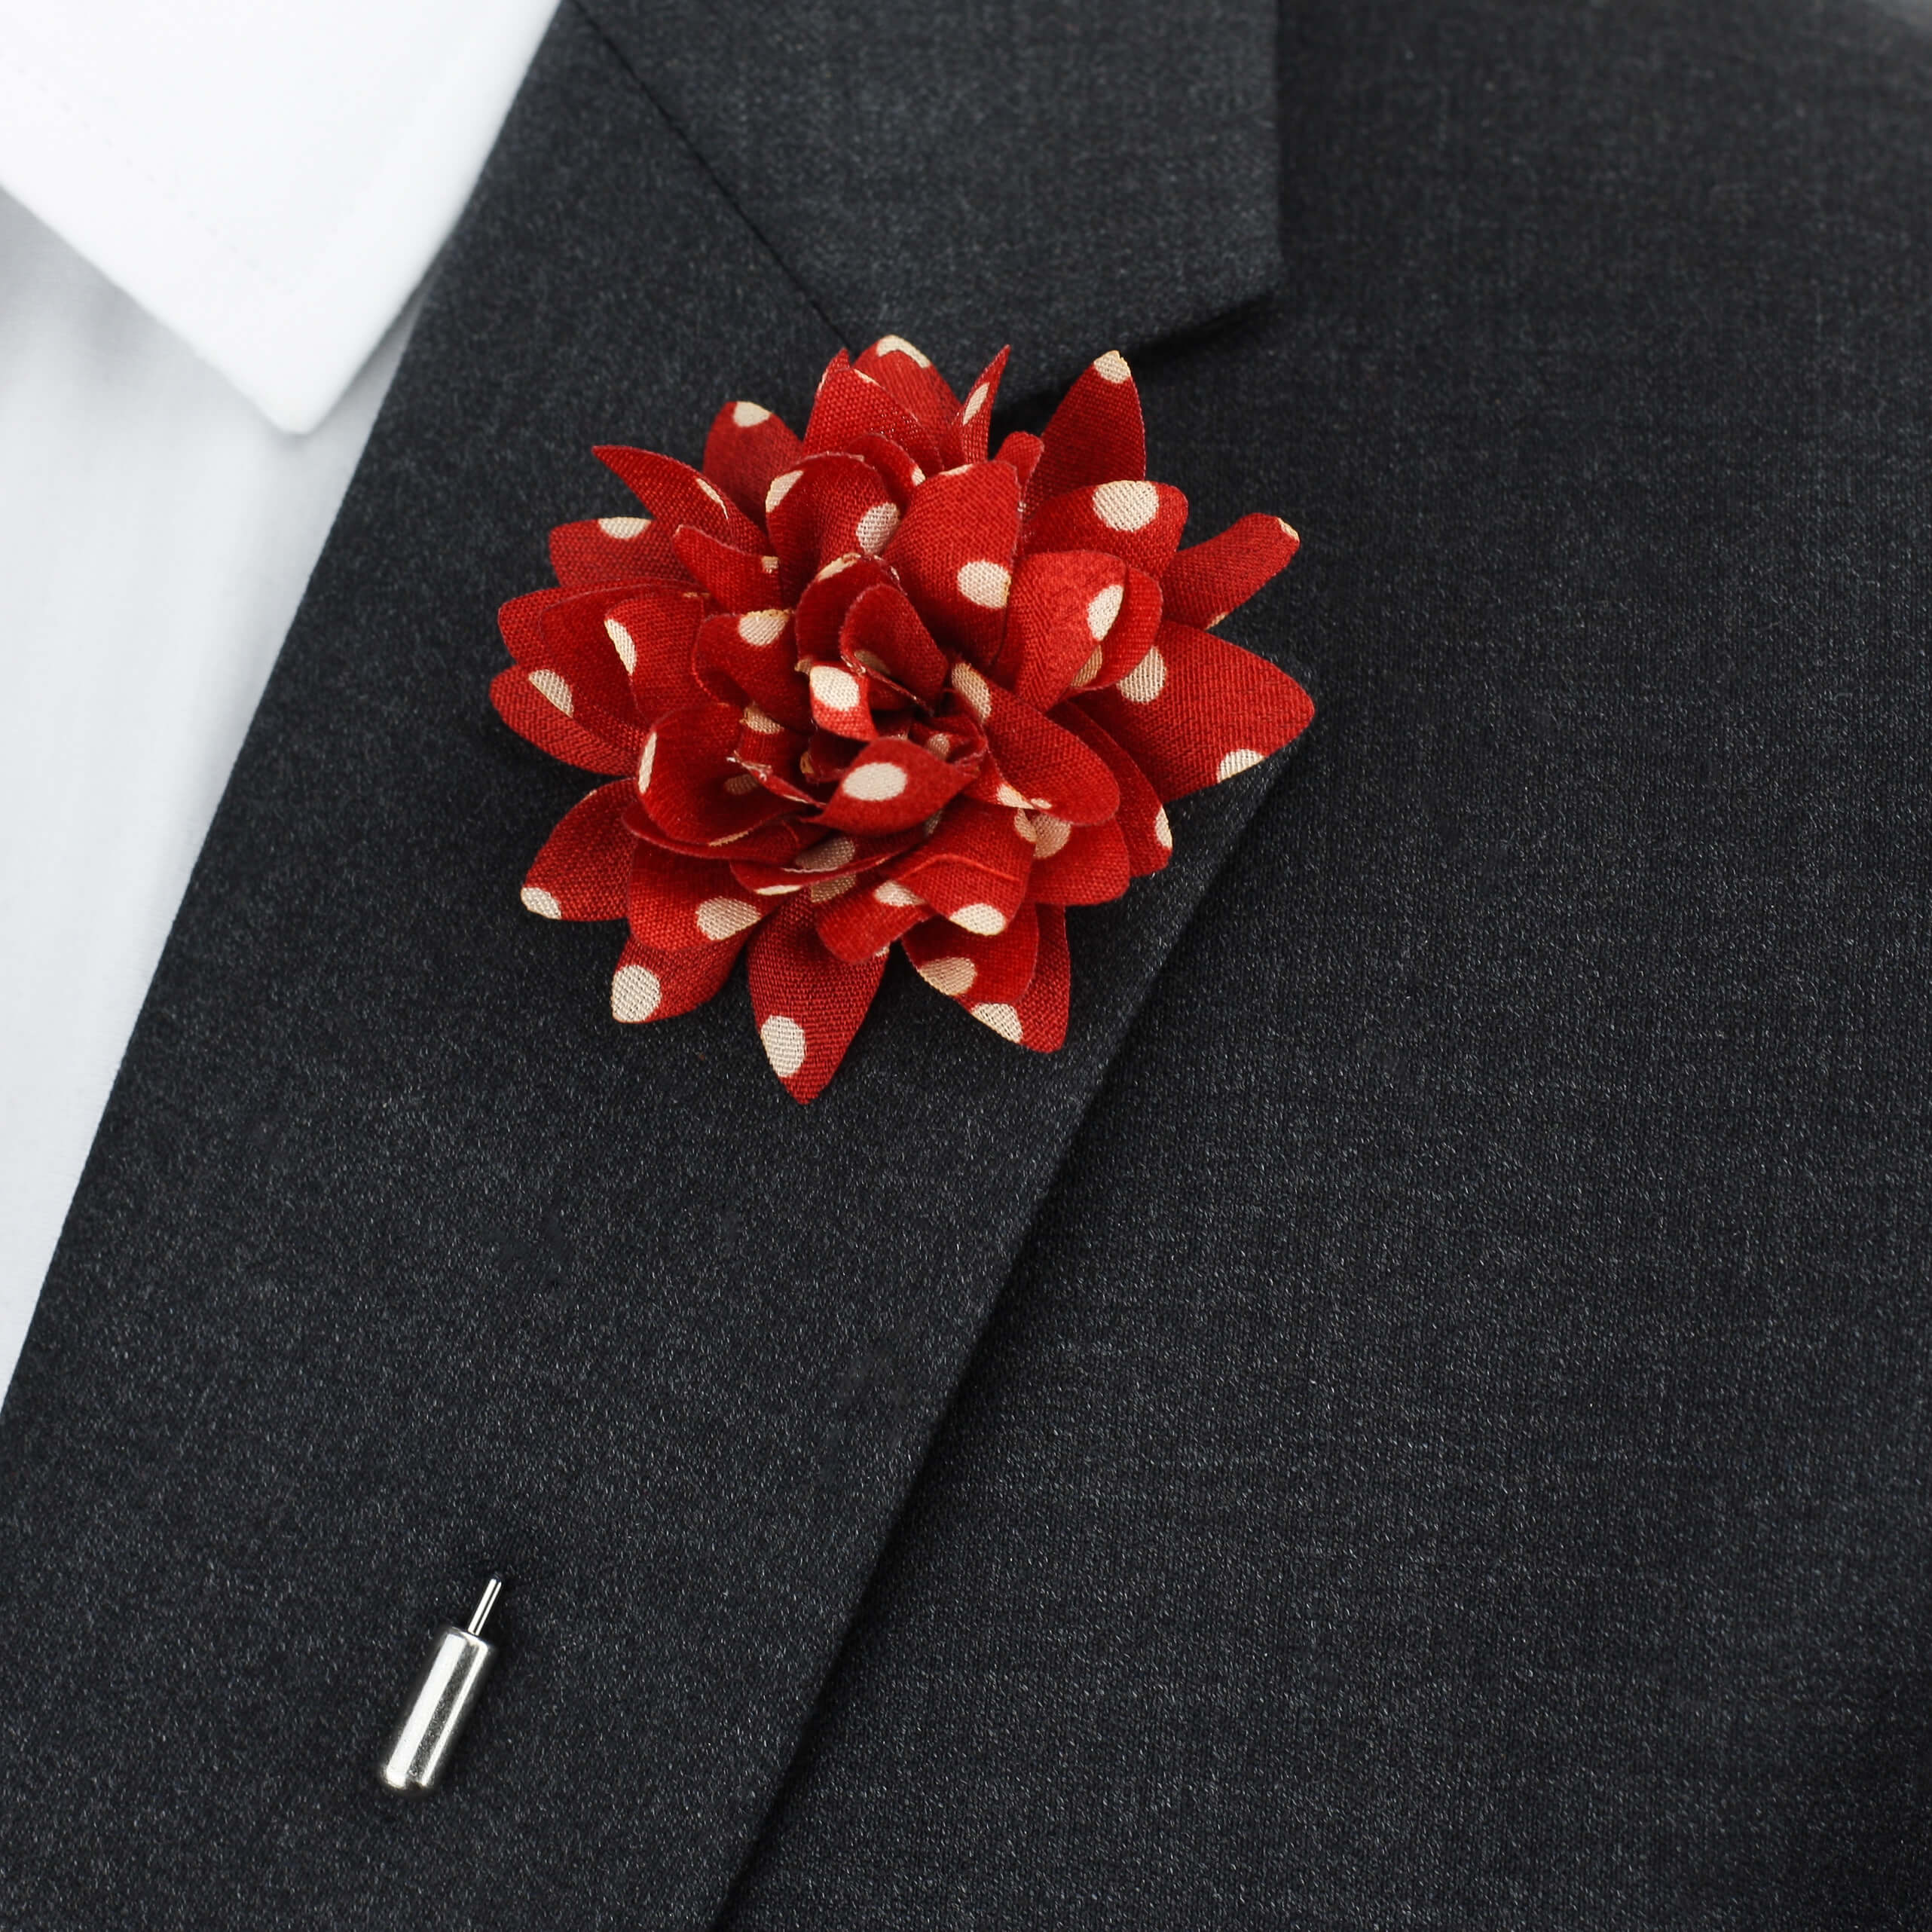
xmin=494 ymin=338 xmax=1313 ymax=1099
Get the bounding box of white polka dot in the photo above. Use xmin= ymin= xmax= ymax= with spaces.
xmin=1279 ymin=518 xmax=1298 ymax=540
xmin=695 ymin=897 xmax=761 ymax=940
xmin=909 ymin=466 xmax=927 ymax=485
xmin=875 ymin=879 xmax=922 ymax=907
xmin=742 ymin=704 xmax=784 ymax=734
xmin=1154 ymin=806 xmax=1172 ymax=850
xmin=738 ymin=609 xmax=787 ymax=646
xmin=697 ymin=478 xmax=729 ymax=514
xmin=612 ymin=964 xmax=662 ymax=1022
xmin=956 ymin=560 xmax=1011 ymax=610
xmin=1216 ymin=748 xmax=1265 ymax=780
xmin=1012 ymin=810 xmax=1036 ymax=842
xmin=598 ymin=515 xmax=648 ymax=538
xmin=952 ymin=902 xmax=1007 ymax=935
xmin=811 ymin=665 xmax=863 ymax=712
xmin=854 ymin=651 xmax=892 ymax=679
xmin=766 ymin=469 xmax=802 ymax=512
xmin=856 ymin=502 xmax=900 ymax=554
xmin=755 ymin=880 xmax=803 ymax=895
xmin=949 ymin=663 xmax=992 ymax=720
xmin=795 ymin=834 xmax=857 ymax=873
xmin=637 ymin=732 xmax=657 ymax=792
xmin=972 ymin=1001 xmax=1023 ymax=1042
xmin=521 ymin=885 xmax=562 ymax=919
xmin=1093 ymin=350 xmax=1132 ymax=384
xmin=918 ymin=955 xmax=977 ymax=995
xmin=723 ymin=772 xmax=760 ymax=794
xmin=925 ymin=732 xmax=953 ymax=759
xmin=731 ymin=400 xmax=772 ymax=426
xmin=1117 ymin=645 xmax=1166 ymax=703
xmin=760 ymin=1013 xmax=808 ymax=1077
xmin=810 ymin=875 xmax=854 ymax=903
xmin=605 ymin=618 xmax=637 ymax=672
xmin=1032 ymin=815 xmax=1072 ymax=859
xmin=876 ymin=335 xmax=931 ymax=366
xmin=529 ymin=668 xmax=573 ymax=714
xmin=761 ymin=554 xmax=780 ymax=573
xmin=922 ymin=813 xmax=943 ymax=834
xmin=1093 ymin=480 xmax=1160 ymax=532
xmin=1071 ymin=644 xmax=1104 ymax=687
xmin=842 ymin=761 xmax=909 ymax=801
xmin=1086 ymin=583 xmax=1124 ymax=640
xmin=961 ymin=383 xmax=989 ymax=423
xmin=992 ymin=781 xmax=1027 ymax=808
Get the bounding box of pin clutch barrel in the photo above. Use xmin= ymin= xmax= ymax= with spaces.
xmin=378 ymin=1578 xmax=503 ymax=1793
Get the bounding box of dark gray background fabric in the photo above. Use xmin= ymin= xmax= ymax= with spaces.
xmin=4 ymin=0 xmax=1932 ymax=1927
xmin=0 ymin=4 xmax=1295 ymax=1927
xmin=714 ymin=2 xmax=1932 ymax=1926
xmin=579 ymin=0 xmax=1282 ymax=397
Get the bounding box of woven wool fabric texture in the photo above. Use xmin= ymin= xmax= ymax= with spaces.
xmin=3 ymin=0 xmax=1932 ymax=1927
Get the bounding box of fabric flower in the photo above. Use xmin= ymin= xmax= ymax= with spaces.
xmin=493 ymin=338 xmax=1313 ymax=1099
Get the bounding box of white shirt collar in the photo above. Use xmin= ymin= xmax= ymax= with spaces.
xmin=0 ymin=0 xmax=557 ymax=431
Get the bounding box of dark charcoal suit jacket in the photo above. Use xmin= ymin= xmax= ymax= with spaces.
xmin=3 ymin=1 xmax=1929 ymax=1924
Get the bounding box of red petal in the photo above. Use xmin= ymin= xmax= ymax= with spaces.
xmin=725 ymin=825 xmax=917 ymax=897
xmin=597 ymin=446 xmax=764 ymax=550
xmin=888 ymin=797 xmax=1033 ymax=935
xmin=603 ymin=586 xmax=710 ymax=723
xmin=747 ymin=894 xmax=888 ymax=1100
xmin=840 ymin=581 xmax=949 ymax=705
xmin=491 ymin=666 xmax=638 ymax=775
xmin=1072 ymin=620 xmax=1316 ymax=801
xmin=694 ymin=608 xmax=812 ymax=732
xmin=974 ymin=693 xmax=1119 ymax=825
xmin=815 ymin=736 xmax=976 ymax=835
xmin=549 ymin=516 xmax=689 ymax=589
xmin=812 ymin=872 xmax=930 ymax=962
xmin=802 ymin=350 xmax=939 ymax=472
xmin=994 ymin=549 xmax=1130 ymax=708
xmin=853 ymin=337 xmax=960 ymax=432
xmin=1005 ymin=904 xmax=1071 ymax=1053
xmin=845 ymin=432 xmax=928 ymax=507
xmin=610 ymin=930 xmax=747 ymax=1024
xmin=674 ymin=525 xmax=781 ymax=610
xmin=802 ymin=658 xmax=877 ymax=738
xmin=1025 ymin=814 xmax=1131 ymax=905
xmin=628 ymin=842 xmax=769 ymax=952
xmin=792 ymin=552 xmax=891 ymax=662
xmin=766 ymin=451 xmax=903 ymax=592
xmin=637 ymin=701 xmax=795 ymax=845
xmin=882 ymin=460 xmax=1021 ymax=666
xmin=1053 ymin=705 xmax=1172 ymax=876
xmin=902 ymin=900 xmax=1039 ymax=1005
xmin=498 ymin=588 xmax=572 ymax=665
xmin=538 ymin=590 xmax=653 ymax=729
xmin=702 ymin=399 xmax=804 ymax=521
xmin=1029 ymin=351 xmax=1146 ymax=503
xmin=1161 ymin=513 xmax=1301 ymax=627
xmin=1067 ymin=564 xmax=1163 ymax=695
xmin=1023 ymin=478 xmax=1188 ymax=581
xmin=995 ymin=429 xmax=1044 ymax=493
xmin=521 ymin=782 xmax=636 ymax=921
xmin=940 ymin=346 xmax=1009 ymax=467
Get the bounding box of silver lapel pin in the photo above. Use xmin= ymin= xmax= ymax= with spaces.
xmin=379 ymin=1577 xmax=503 ymax=1793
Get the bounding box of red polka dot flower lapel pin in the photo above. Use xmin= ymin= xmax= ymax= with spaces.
xmin=493 ymin=338 xmax=1313 ymax=1100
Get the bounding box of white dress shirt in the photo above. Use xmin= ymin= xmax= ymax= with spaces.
xmin=0 ymin=0 xmax=557 ymax=1398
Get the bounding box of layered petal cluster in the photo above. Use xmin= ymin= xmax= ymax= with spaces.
xmin=494 ymin=338 xmax=1313 ymax=1099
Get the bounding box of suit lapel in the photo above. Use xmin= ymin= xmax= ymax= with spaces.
xmin=0 ymin=3 xmax=1287 ymax=1923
